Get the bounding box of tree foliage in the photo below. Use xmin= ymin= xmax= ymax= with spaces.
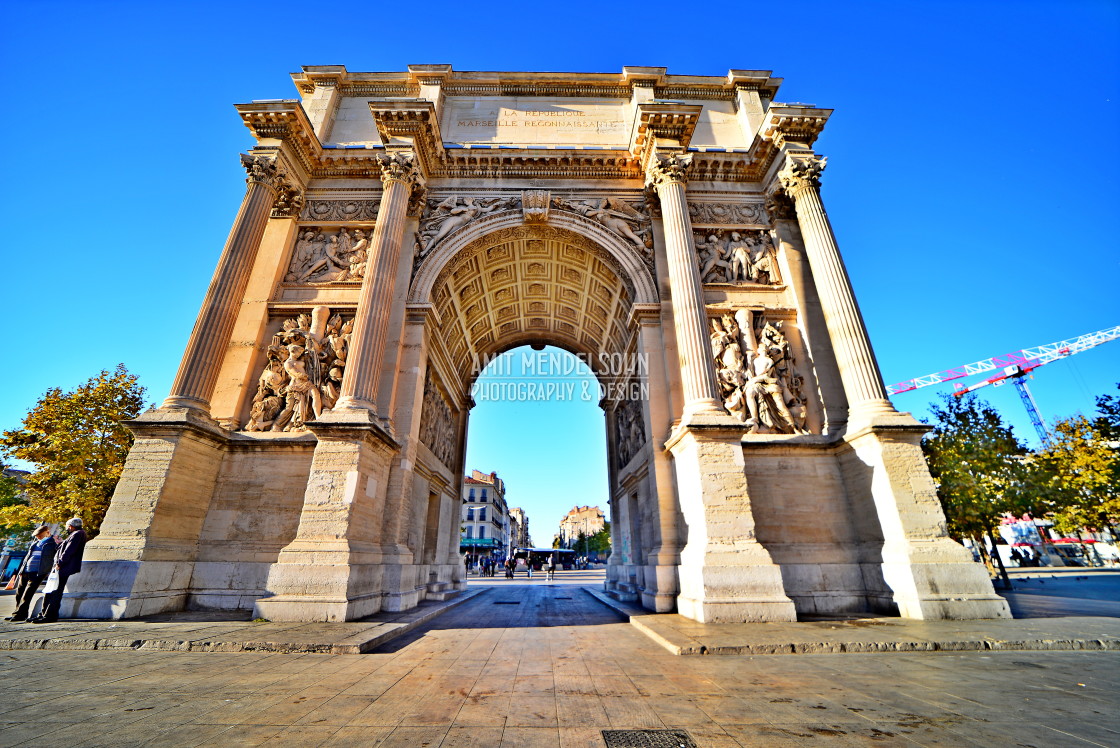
xmin=922 ymin=393 xmax=1033 ymax=541
xmin=0 ymin=365 xmax=145 ymax=536
xmin=1036 ymin=414 xmax=1120 ymax=537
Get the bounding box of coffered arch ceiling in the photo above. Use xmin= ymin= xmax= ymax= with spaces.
xmin=426 ymin=225 xmax=641 ymax=390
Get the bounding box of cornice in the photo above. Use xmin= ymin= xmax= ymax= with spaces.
xmin=234 ymin=92 xmax=826 ymax=184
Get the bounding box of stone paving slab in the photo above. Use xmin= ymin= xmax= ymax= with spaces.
xmin=583 ymin=586 xmax=1120 ymax=656
xmin=0 ymin=587 xmax=487 ymax=654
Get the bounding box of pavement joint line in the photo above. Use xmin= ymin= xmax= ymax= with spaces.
xmin=581 ymin=585 xmax=1120 ymax=656
xmin=0 ymin=587 xmax=489 ymax=655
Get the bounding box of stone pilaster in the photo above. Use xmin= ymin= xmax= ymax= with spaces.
xmin=777 ymin=154 xmax=895 ymax=423
xmin=646 ymin=154 xmax=723 ymax=420
xmin=333 ymin=152 xmax=423 ymax=415
xmin=164 ymin=154 xmax=291 ymax=413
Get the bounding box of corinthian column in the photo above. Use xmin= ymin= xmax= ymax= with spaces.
xmin=333 ymin=152 xmax=422 ymax=414
xmin=164 ymin=154 xmax=289 ymax=411
xmin=778 ymin=155 xmax=896 ymax=420
xmin=647 ymin=154 xmax=723 ymax=419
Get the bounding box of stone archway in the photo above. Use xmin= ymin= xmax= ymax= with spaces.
xmin=403 ymin=214 xmax=682 ymax=615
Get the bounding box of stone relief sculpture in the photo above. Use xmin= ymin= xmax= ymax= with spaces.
xmin=418 ymin=371 xmax=456 ymax=467
xmin=615 ymin=395 xmax=647 ymax=468
xmin=693 ymin=229 xmax=780 ymax=285
xmin=688 ymin=201 xmax=768 ymax=225
xmin=285 ymin=227 xmax=370 ymax=283
xmin=418 ymin=196 xmax=520 ymax=256
xmin=243 ymin=308 xmax=352 ymax=432
xmin=711 ymin=310 xmax=808 ymax=434
xmin=552 ymin=196 xmax=652 ymax=257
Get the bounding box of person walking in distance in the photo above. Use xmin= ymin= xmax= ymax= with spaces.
xmin=31 ymin=518 xmax=87 ymax=624
xmin=5 ymin=525 xmax=57 ymax=622
xmin=546 ymin=554 xmax=556 ymax=581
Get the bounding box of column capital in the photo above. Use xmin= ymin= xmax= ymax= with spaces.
xmin=240 ymin=153 xmax=284 ymax=190
xmin=777 ymin=154 xmax=827 ymax=199
xmin=377 ymin=151 xmax=423 ymax=189
xmin=645 ymin=153 xmax=694 ymax=189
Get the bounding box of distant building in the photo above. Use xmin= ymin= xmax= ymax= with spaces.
xmin=461 ymin=470 xmax=509 ymax=560
xmin=508 ymin=507 xmax=531 ymax=548
xmin=558 ymin=505 xmax=605 ymax=549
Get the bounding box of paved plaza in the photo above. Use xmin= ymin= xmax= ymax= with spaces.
xmin=0 ymin=569 xmax=1118 ymax=747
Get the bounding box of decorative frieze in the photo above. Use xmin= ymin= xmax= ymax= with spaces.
xmin=688 ymin=201 xmax=768 ymax=226
xmin=710 ymin=310 xmax=808 ymax=434
xmin=243 ymin=307 xmax=353 ymax=432
xmin=694 ymin=229 xmax=780 ymax=285
xmin=418 ymin=370 xmax=456 ymax=468
xmin=285 ymin=227 xmax=370 ymax=283
xmin=299 ymin=199 xmax=381 ymax=222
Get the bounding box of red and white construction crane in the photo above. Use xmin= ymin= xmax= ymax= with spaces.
xmin=886 ymin=325 xmax=1120 ymax=444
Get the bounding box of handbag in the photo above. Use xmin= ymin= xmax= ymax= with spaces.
xmin=42 ymin=567 xmax=60 ymax=594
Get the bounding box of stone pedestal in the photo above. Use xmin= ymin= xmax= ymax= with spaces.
xmin=667 ymin=417 xmax=797 ymax=623
xmin=61 ymin=408 xmax=228 ymax=619
xmin=253 ymin=410 xmax=399 ymax=622
xmin=842 ymin=416 xmax=1012 ymax=619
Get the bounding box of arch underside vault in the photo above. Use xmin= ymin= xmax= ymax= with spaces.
xmin=425 ymin=224 xmax=640 ymax=385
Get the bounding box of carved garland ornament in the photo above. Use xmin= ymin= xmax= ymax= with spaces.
xmin=299 ymin=199 xmax=381 ymax=222
xmin=688 ymin=202 xmax=769 ymax=225
xmin=710 ymin=310 xmax=809 ymax=435
xmin=694 ymin=229 xmax=781 ymax=286
xmin=285 ymin=227 xmax=371 ymax=284
xmin=243 ymin=308 xmax=353 ymax=433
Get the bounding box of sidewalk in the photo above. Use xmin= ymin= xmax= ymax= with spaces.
xmin=584 ymin=587 xmax=1120 ymax=656
xmin=0 ymin=588 xmax=486 ymax=654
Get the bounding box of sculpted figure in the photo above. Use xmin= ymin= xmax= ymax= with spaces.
xmin=585 ymin=199 xmax=649 ymax=252
xmin=298 ymin=235 xmax=346 ymax=282
xmin=423 ymin=198 xmax=489 ymax=252
xmin=750 ymin=235 xmax=778 ymax=284
xmin=338 ymin=229 xmax=369 ymax=281
xmin=744 ymin=344 xmax=801 ymax=434
xmin=273 ymin=343 xmax=323 ymax=431
xmin=698 ymin=234 xmax=730 ymax=283
xmin=286 ymin=229 xmax=321 ymax=281
xmin=727 ymin=232 xmax=752 ymax=282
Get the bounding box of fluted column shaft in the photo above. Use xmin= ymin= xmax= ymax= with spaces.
xmin=651 ymin=159 xmax=723 ymax=417
xmin=779 ymin=155 xmax=895 ymax=418
xmin=335 ymin=153 xmax=418 ymax=412
xmin=164 ymin=155 xmax=284 ymax=411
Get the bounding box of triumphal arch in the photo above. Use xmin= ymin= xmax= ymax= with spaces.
xmin=64 ymin=65 xmax=1010 ymax=623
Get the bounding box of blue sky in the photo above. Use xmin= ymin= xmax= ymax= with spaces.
xmin=1 ymin=1 xmax=1117 ymax=537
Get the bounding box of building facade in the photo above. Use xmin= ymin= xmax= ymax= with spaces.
xmin=558 ymin=505 xmax=606 ymax=549
xmin=460 ymin=469 xmax=508 ymax=560
xmin=63 ymin=65 xmax=1010 ymax=623
xmin=508 ymin=507 xmax=530 ymax=550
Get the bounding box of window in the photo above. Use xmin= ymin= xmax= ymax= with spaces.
xmin=481 ymin=489 xmax=488 ymax=501
xmin=468 ymin=488 xmax=475 ymax=500
xmin=479 ymin=508 xmax=487 ymax=521
xmin=467 ymin=509 xmax=475 ymax=521
xmin=465 ymin=526 xmax=473 ymax=538
xmin=478 ymin=526 xmax=486 ymax=539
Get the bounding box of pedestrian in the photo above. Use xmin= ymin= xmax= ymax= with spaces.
xmin=31 ymin=517 xmax=87 ymax=624
xmin=4 ymin=525 xmax=57 ymax=623
xmin=546 ymin=554 xmax=556 ymax=581
xmin=526 ymin=558 xmax=533 ymax=579
xmin=506 ymin=558 xmax=514 ymax=579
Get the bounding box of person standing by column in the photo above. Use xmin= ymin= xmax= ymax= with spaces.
xmin=31 ymin=518 xmax=86 ymax=624
xmin=5 ymin=525 xmax=57 ymax=622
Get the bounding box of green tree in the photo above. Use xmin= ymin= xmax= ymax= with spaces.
xmin=922 ymin=393 xmax=1033 ymax=585
xmin=0 ymin=365 xmax=146 ymax=536
xmin=588 ymin=522 xmax=611 ymax=553
xmin=1093 ymin=382 xmax=1120 ymax=442
xmin=1035 ymin=415 xmax=1120 ymax=542
xmin=0 ymin=462 xmax=36 ymax=541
